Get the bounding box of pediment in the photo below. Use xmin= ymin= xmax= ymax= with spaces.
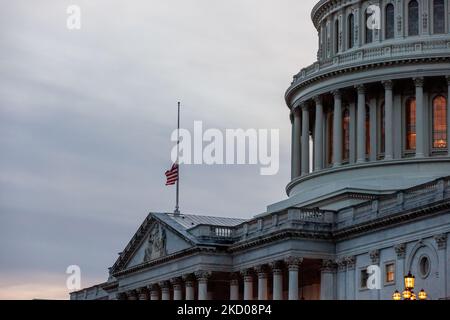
xmin=125 ymin=220 xmax=192 ymax=269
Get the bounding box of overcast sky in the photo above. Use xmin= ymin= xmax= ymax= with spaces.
xmin=0 ymin=0 xmax=318 ymax=299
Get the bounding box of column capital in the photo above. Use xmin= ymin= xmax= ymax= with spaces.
xmin=148 ymin=283 xmax=160 ymax=292
xmin=292 ymin=105 xmax=302 ymax=116
xmin=284 ymin=256 xmax=303 ymax=270
xmin=137 ymin=287 xmax=149 ymax=300
xmin=321 ymin=259 xmax=337 ymax=272
xmin=269 ymin=260 xmax=284 ymax=273
xmin=126 ymin=289 xmax=138 ymax=300
xmin=158 ymin=280 xmax=171 ymax=289
xmin=434 ymin=233 xmax=448 ymax=250
xmin=255 ymin=264 xmax=269 ymax=278
xmin=115 ymin=292 xmax=127 ymax=300
xmin=413 ymin=77 xmax=424 ymax=87
xmin=241 ymin=268 xmax=254 ymax=282
xmin=382 ymin=80 xmax=393 ymax=90
xmin=313 ymin=95 xmax=323 ymax=105
xmin=355 ymin=84 xmax=366 ymax=94
xmin=369 ymin=249 xmax=380 ymax=265
xmin=336 ymin=257 xmax=347 ymax=271
xmin=301 ymin=103 xmax=309 ymax=111
xmin=182 ymin=273 xmax=196 ymax=284
xmin=345 ymin=256 xmax=356 ymax=270
xmin=332 ymin=89 xmax=342 ymax=98
xmin=394 ymin=243 xmax=407 ymax=259
xmin=195 ymin=271 xmax=211 ymax=282
xmin=170 ymin=277 xmax=183 ymax=287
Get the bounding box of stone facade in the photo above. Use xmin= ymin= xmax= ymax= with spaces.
xmin=71 ymin=0 xmax=450 ymax=300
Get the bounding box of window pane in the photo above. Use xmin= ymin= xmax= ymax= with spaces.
xmin=433 ymin=0 xmax=445 ymax=34
xmin=365 ymin=10 xmax=373 ymax=43
xmin=386 ymin=4 xmax=395 ymax=39
xmin=408 ymin=0 xmax=419 ymax=36
xmin=406 ymin=98 xmax=416 ymax=150
xmin=348 ymin=14 xmax=355 ymax=48
xmin=433 ymin=96 xmax=447 ymax=149
xmin=386 ymin=264 xmax=395 ymax=283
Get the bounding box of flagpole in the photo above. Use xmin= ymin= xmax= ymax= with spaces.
xmin=174 ymin=101 xmax=181 ymax=215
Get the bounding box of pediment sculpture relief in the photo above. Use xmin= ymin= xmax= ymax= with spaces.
xmin=143 ymin=224 xmax=167 ymax=262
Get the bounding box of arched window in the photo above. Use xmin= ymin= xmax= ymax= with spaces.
xmin=380 ymin=102 xmax=386 ymax=154
xmin=365 ymin=9 xmax=373 ymax=43
xmin=432 ymin=95 xmax=448 ymax=149
xmin=335 ymin=19 xmax=340 ymax=54
xmin=348 ymin=13 xmax=355 ymax=49
xmin=433 ymin=0 xmax=445 ymax=34
xmin=327 ymin=112 xmax=334 ymax=165
xmin=408 ymin=0 xmax=419 ymax=36
xmin=406 ymin=98 xmax=417 ymax=150
xmin=366 ymin=105 xmax=371 ymax=155
xmin=343 ymin=107 xmax=350 ymax=160
xmin=385 ymin=4 xmax=395 ymax=39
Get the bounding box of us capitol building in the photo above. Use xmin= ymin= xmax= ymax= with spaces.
xmin=72 ymin=0 xmax=450 ymax=300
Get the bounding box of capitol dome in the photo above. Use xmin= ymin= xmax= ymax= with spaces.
xmin=277 ymin=0 xmax=450 ymax=212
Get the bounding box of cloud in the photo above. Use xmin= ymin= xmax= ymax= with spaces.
xmin=0 ymin=0 xmax=318 ymax=299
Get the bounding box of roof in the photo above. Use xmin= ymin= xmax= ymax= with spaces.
xmin=164 ymin=213 xmax=247 ymax=230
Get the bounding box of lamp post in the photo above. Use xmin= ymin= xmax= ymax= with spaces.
xmin=392 ymin=272 xmax=427 ymax=300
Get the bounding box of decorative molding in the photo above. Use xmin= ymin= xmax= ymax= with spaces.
xmin=394 ymin=243 xmax=407 ymax=259
xmin=434 ymin=233 xmax=448 ymax=250
xmin=369 ymin=249 xmax=380 ymax=265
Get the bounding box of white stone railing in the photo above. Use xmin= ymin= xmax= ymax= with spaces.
xmin=292 ymin=37 xmax=450 ymax=85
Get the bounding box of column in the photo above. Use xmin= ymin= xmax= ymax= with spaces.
xmin=229 ymin=273 xmax=240 ymax=300
xmin=171 ymin=278 xmax=183 ymax=300
xmin=301 ymin=104 xmax=310 ymax=175
xmin=369 ymin=98 xmax=377 ymax=161
xmin=271 ymin=261 xmax=284 ymax=300
xmin=394 ymin=244 xmax=406 ymax=294
xmin=183 ymin=275 xmax=195 ymax=301
xmin=242 ymin=269 xmax=254 ymax=300
xmin=349 ymin=102 xmax=357 ymax=163
xmin=414 ymin=77 xmax=425 ymax=158
xmin=126 ymin=290 xmax=138 ymax=301
xmin=149 ymin=284 xmax=160 ymax=300
xmin=137 ymin=287 xmax=149 ymax=300
xmin=285 ymin=256 xmax=302 ymax=300
xmin=195 ymin=271 xmax=210 ymax=301
xmin=314 ymin=96 xmax=324 ymax=171
xmin=320 ymin=260 xmax=336 ymax=300
xmin=447 ymin=77 xmax=450 ymax=157
xmin=332 ymin=90 xmax=343 ymax=167
xmin=356 ymin=85 xmax=366 ymax=163
xmin=383 ymin=80 xmax=394 ymax=160
xmin=292 ymin=107 xmax=302 ymax=179
xmin=434 ymin=234 xmax=448 ymax=299
xmin=345 ymin=256 xmax=356 ymax=300
xmin=160 ymin=281 xmax=171 ymax=300
xmin=256 ymin=265 xmax=268 ymax=300
xmin=337 ymin=259 xmax=347 ymax=300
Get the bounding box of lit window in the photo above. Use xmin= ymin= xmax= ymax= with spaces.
xmin=386 ymin=263 xmax=395 ymax=284
xmin=408 ymin=0 xmax=419 ymax=36
xmin=385 ymin=4 xmax=395 ymax=39
xmin=343 ymin=108 xmax=350 ymax=161
xmin=432 ymin=95 xmax=447 ymax=149
xmin=406 ymin=98 xmax=416 ymax=150
xmin=433 ymin=0 xmax=445 ymax=34
xmin=348 ymin=14 xmax=355 ymax=49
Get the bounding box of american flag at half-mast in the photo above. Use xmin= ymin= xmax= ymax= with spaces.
xmin=165 ymin=163 xmax=179 ymax=186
